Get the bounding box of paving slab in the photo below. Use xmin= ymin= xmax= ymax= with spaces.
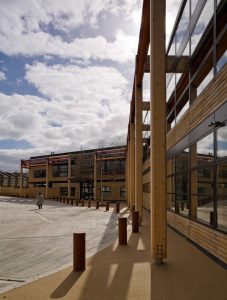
xmin=0 ymin=196 xmax=124 ymax=293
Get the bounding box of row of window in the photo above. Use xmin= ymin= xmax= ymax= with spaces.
xmin=33 ymin=160 xmax=126 ymax=178
xmin=167 ymin=124 xmax=227 ymax=233
xmin=167 ymin=0 xmax=226 ymax=128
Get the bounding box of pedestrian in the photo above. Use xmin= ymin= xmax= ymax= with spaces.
xmin=36 ymin=192 xmax=44 ymax=209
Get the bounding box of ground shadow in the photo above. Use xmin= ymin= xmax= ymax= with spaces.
xmin=50 ymin=271 xmax=82 ymax=299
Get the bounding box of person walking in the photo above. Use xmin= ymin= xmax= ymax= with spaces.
xmin=36 ymin=192 xmax=44 ymax=209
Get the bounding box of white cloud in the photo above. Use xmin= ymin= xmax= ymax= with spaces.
xmin=0 ymin=0 xmax=139 ymax=63
xmin=0 ymin=71 xmax=6 ymax=81
xmin=0 ymin=62 xmax=130 ymax=170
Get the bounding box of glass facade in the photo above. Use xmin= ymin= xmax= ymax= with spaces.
xmin=167 ymin=119 xmax=227 ymax=232
xmin=166 ymin=0 xmax=226 ymax=128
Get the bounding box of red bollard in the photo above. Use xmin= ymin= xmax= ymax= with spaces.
xmin=118 ymin=218 xmax=127 ymax=245
xmin=73 ymin=233 xmax=86 ymax=272
xmin=116 ymin=202 xmax=120 ymax=213
xmin=96 ymin=200 xmax=99 ymax=210
xmin=132 ymin=211 xmax=139 ymax=233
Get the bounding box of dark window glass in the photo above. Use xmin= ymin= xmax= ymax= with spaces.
xmin=33 ymin=169 xmax=46 ymax=178
xmin=53 ymin=164 xmax=68 ymax=177
xmin=59 ymin=187 xmax=68 ymax=196
xmin=120 ymin=186 xmax=126 ymax=197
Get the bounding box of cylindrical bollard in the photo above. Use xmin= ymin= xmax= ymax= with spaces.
xmin=73 ymin=233 xmax=85 ymax=272
xmin=118 ymin=218 xmax=127 ymax=245
xmin=60 ymin=197 xmax=62 ymax=203
xmin=180 ymin=201 xmax=184 ymax=211
xmin=71 ymin=199 xmax=74 ymax=205
xmin=56 ymin=196 xmax=59 ymax=202
xmin=52 ymin=196 xmax=55 ymax=201
xmin=132 ymin=211 xmax=139 ymax=233
xmin=88 ymin=200 xmax=91 ymax=208
xmin=106 ymin=202 xmax=109 ymax=211
xmin=131 ymin=205 xmax=135 ymax=212
xmin=67 ymin=198 xmax=69 ymax=204
xmin=76 ymin=200 xmax=79 ymax=206
xmin=63 ymin=197 xmax=65 ymax=203
xmin=116 ymin=202 xmax=120 ymax=213
xmin=81 ymin=200 xmax=84 ymax=207
xmin=96 ymin=200 xmax=99 ymax=210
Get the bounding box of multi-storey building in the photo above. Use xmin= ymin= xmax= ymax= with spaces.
xmin=18 ymin=146 xmax=126 ymax=201
xmin=127 ymin=0 xmax=226 ymax=266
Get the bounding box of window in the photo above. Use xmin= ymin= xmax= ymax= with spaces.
xmin=59 ymin=187 xmax=68 ymax=196
xmin=217 ymin=162 xmax=227 ymax=232
xmin=33 ymin=183 xmax=46 ymax=188
xmin=53 ymin=164 xmax=68 ymax=177
xmin=33 ymin=169 xmax=46 ymax=178
xmin=120 ymin=186 xmax=126 ymax=197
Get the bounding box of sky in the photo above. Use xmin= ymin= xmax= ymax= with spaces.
xmin=0 ymin=0 xmax=182 ymax=172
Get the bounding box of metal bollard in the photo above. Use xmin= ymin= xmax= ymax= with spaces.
xmin=118 ymin=218 xmax=127 ymax=245
xmin=67 ymin=198 xmax=69 ymax=204
xmin=63 ymin=197 xmax=65 ymax=203
xmin=180 ymin=201 xmax=184 ymax=211
xmin=116 ymin=202 xmax=120 ymax=213
xmin=81 ymin=200 xmax=84 ymax=207
xmin=52 ymin=196 xmax=55 ymax=201
xmin=88 ymin=200 xmax=91 ymax=208
xmin=106 ymin=202 xmax=109 ymax=211
xmin=56 ymin=196 xmax=58 ymax=202
xmin=60 ymin=197 xmax=62 ymax=203
xmin=96 ymin=200 xmax=99 ymax=210
xmin=132 ymin=211 xmax=139 ymax=233
xmin=71 ymin=199 xmax=74 ymax=205
xmin=76 ymin=200 xmax=79 ymax=206
xmin=73 ymin=233 xmax=85 ymax=272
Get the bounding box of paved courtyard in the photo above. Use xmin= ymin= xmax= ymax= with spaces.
xmin=0 ymin=196 xmax=124 ymax=293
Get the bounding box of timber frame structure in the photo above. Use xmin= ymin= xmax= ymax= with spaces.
xmin=0 ymin=146 xmax=126 ymax=201
xmin=127 ymin=0 xmax=227 ymax=266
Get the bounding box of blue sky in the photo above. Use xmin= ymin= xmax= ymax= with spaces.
xmin=0 ymin=0 xmax=181 ymax=171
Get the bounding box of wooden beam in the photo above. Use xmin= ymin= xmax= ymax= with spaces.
xmin=135 ymin=78 xmax=143 ymax=223
xmin=142 ymin=124 xmax=150 ymax=131
xmin=129 ymin=123 xmax=135 ymax=208
xmin=145 ymin=55 xmax=189 ymax=73
xmin=142 ymin=101 xmax=150 ymax=111
xmin=150 ymin=0 xmax=167 ymax=263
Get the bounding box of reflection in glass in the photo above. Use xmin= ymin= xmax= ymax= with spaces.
xmin=197 ymin=133 xmax=214 ymax=166
xmin=176 ymin=1 xmax=189 ymax=52
xmin=166 ymin=74 xmax=175 ymax=101
xmin=217 ymin=163 xmax=227 ymax=232
xmin=197 ymin=166 xmax=214 ymax=225
xmin=191 ymin=0 xmax=199 ymax=16
xmin=176 ymin=148 xmax=189 ymax=173
xmin=216 ymin=50 xmax=227 ymax=73
xmin=176 ymin=100 xmax=189 ymax=123
xmin=197 ymin=69 xmax=214 ymax=96
xmin=191 ymin=0 xmax=214 ymax=55
xmin=217 ymin=125 xmax=227 ymax=159
xmin=176 ymin=172 xmax=189 ymax=215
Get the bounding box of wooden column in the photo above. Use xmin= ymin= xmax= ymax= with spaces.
xmin=129 ymin=123 xmax=135 ymax=208
xmin=68 ymin=156 xmax=71 ymax=198
xmin=94 ymin=152 xmax=97 ymax=201
xmin=135 ymin=78 xmax=143 ymax=223
xmin=20 ymin=161 xmax=23 ymax=198
xmin=45 ymin=159 xmax=49 ymax=199
xmin=150 ymin=0 xmax=167 ymax=263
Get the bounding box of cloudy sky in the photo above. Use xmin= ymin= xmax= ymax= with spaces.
xmin=0 ymin=0 xmax=181 ymax=172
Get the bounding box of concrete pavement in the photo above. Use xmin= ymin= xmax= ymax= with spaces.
xmin=0 ymin=196 xmax=125 ymax=293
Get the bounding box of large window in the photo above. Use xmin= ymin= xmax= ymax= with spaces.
xmin=168 ymin=122 xmax=227 ymax=233
xmin=53 ymin=164 xmax=68 ymax=177
xmin=33 ymin=169 xmax=46 ymax=178
xmin=59 ymin=187 xmax=68 ymax=196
